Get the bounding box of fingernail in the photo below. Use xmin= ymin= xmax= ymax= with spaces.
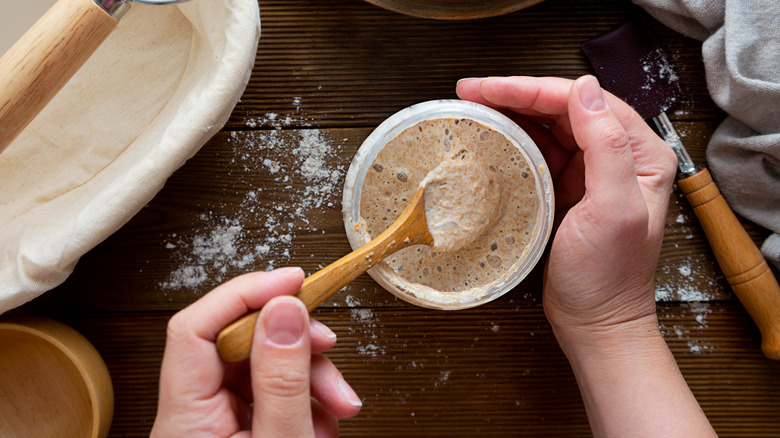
xmin=339 ymin=379 xmax=363 ymax=407
xmin=275 ymin=266 xmax=305 ymax=280
xmin=578 ymin=75 xmax=607 ymax=112
xmin=264 ymin=298 xmax=306 ymax=346
xmin=456 ymin=77 xmax=479 ymax=87
xmin=310 ymin=318 xmax=337 ymax=341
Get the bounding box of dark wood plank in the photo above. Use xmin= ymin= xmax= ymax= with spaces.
xmin=39 ymin=301 xmax=779 ymax=437
xmin=7 ymin=0 xmax=778 ymax=437
xmin=227 ymin=0 xmax=722 ymax=130
xmin=20 ymin=120 xmax=759 ymax=312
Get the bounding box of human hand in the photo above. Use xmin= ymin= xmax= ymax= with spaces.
xmin=458 ymin=76 xmax=719 ymax=437
xmin=151 ymin=267 xmax=362 ymax=438
xmin=456 ymin=75 xmax=677 ymax=348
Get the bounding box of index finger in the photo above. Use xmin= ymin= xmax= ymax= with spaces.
xmin=460 ymin=76 xmax=640 ymax=123
xmin=457 ymin=76 xmax=578 ymax=152
xmin=458 ymin=76 xmax=574 ymax=116
xmin=185 ymin=267 xmax=305 ymax=342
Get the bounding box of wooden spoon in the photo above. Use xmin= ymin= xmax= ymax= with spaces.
xmin=216 ymin=186 xmax=433 ymax=363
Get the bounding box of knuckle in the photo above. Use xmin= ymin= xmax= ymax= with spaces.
xmin=256 ymin=363 xmax=310 ymax=399
xmin=165 ymin=312 xmax=190 ymax=341
xmin=599 ymin=123 xmax=631 ymax=150
xmin=645 ymin=136 xmax=678 ymax=187
xmin=661 ymin=146 xmax=678 ymax=178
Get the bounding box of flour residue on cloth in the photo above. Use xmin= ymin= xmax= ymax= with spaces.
xmin=358 ymin=118 xmax=539 ymax=299
xmin=161 ymin=129 xmax=345 ymax=290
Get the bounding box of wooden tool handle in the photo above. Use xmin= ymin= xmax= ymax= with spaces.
xmin=0 ymin=0 xmax=119 ymax=153
xmin=678 ymin=168 xmax=780 ymax=360
xmin=216 ymin=187 xmax=432 ymax=363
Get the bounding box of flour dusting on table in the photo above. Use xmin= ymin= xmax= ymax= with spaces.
xmin=655 ymin=194 xmax=723 ymax=354
xmin=161 ymin=126 xmax=345 ymax=290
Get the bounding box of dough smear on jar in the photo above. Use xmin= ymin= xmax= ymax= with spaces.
xmin=359 ymin=118 xmax=539 ymax=293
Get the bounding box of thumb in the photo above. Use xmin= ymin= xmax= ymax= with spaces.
xmin=251 ymin=296 xmax=314 ymax=438
xmin=568 ymin=75 xmax=645 ymax=219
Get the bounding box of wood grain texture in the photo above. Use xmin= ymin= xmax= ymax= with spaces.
xmin=0 ymin=317 xmax=114 ymax=438
xmin=9 ymin=0 xmax=780 ymax=436
xmin=678 ymin=169 xmax=780 ymax=359
xmin=227 ymin=0 xmax=722 ymax=130
xmin=363 ymin=0 xmax=545 ymax=20
xmin=29 ymin=303 xmax=780 ymax=437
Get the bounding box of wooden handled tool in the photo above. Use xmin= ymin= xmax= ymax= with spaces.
xmin=216 ymin=186 xmax=434 ymax=363
xmin=678 ymin=169 xmax=780 ymax=359
xmin=583 ymin=13 xmax=780 ymax=360
xmin=0 ymin=0 xmax=124 ymax=153
xmin=0 ymin=0 xmax=187 ymax=154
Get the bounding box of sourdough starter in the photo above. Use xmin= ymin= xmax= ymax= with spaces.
xmin=422 ymin=150 xmax=502 ymax=252
xmin=358 ymin=118 xmax=539 ymax=294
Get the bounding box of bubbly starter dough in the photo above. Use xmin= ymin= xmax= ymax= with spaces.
xmin=359 ymin=118 xmax=539 ymax=294
xmin=421 ymin=149 xmax=502 ymax=252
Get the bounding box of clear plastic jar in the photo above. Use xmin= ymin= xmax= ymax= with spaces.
xmin=342 ymin=100 xmax=554 ymax=309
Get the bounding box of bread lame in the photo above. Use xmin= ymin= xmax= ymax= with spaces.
xmin=582 ymin=13 xmax=780 ymax=360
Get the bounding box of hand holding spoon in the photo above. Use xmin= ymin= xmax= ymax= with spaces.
xmin=216 ymin=151 xmax=500 ymax=362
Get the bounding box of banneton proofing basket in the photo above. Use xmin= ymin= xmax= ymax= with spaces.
xmin=342 ymin=100 xmax=554 ymax=310
xmin=0 ymin=0 xmax=260 ymax=313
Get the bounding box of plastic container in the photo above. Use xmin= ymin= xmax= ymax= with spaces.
xmin=342 ymin=99 xmax=554 ymax=309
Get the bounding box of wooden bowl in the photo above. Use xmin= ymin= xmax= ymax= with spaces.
xmin=363 ymin=0 xmax=547 ymax=20
xmin=0 ymin=317 xmax=113 ymax=438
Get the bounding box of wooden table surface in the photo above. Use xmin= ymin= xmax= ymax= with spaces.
xmin=11 ymin=0 xmax=780 ymax=436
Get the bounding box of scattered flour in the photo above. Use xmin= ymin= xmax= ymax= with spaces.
xmin=639 ymin=48 xmax=681 ymax=113
xmin=351 ymin=308 xmax=374 ymax=322
xmin=655 ymin=194 xmax=720 ymax=303
xmin=348 ymin=301 xmax=387 ymax=358
xmin=434 ymin=370 xmax=451 ymax=387
xmin=356 ymin=343 xmax=383 ymax=357
xmin=655 ymin=258 xmax=716 ymax=302
xmin=161 ymin=126 xmax=346 ymax=290
xmin=244 ymin=97 xmax=312 ymax=130
xmin=656 ymin=194 xmax=721 ymax=354
xmin=658 ymin=298 xmax=716 ymax=354
xmin=684 ymin=301 xmax=712 ymax=326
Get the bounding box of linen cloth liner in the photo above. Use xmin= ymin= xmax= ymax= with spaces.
xmin=0 ymin=1 xmax=261 ymax=313
xmin=633 ymin=0 xmax=780 ymax=269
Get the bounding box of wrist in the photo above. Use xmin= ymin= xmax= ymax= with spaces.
xmin=549 ymin=312 xmax=663 ymax=363
xmin=551 ymin=316 xmax=717 ymax=438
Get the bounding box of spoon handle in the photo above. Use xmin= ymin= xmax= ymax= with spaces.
xmin=216 ymin=187 xmax=432 ymax=363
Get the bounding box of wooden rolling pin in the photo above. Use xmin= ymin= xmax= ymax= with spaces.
xmin=0 ymin=0 xmax=186 ymax=153
xmin=0 ymin=0 xmax=124 ymax=153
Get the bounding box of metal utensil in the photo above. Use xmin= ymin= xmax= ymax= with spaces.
xmin=0 ymin=0 xmax=189 ymax=153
